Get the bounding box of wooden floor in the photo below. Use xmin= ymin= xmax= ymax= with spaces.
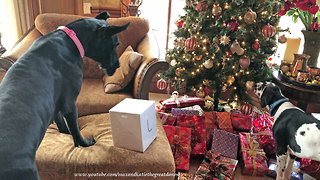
xmin=149 ymin=93 xmax=316 ymax=180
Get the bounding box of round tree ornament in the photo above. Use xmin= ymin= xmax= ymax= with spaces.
xmin=240 ymin=104 xmax=253 ymax=115
xmin=244 ymin=10 xmax=257 ymax=24
xmin=262 ymin=23 xmax=276 ymax=37
xmin=204 ymin=60 xmax=214 ymax=69
xmin=212 ymin=5 xmax=222 ymax=16
xmin=239 ymin=56 xmax=251 ymax=69
xmin=278 ymin=34 xmax=287 ymax=44
xmin=185 ymin=37 xmax=198 ymax=51
xmin=157 ymin=79 xmax=167 ymax=90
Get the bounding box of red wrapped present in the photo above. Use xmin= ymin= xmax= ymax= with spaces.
xmin=211 ymin=129 xmax=239 ymax=160
xmin=216 ymin=112 xmax=234 ymax=133
xmin=163 ymin=125 xmax=192 ymax=171
xmin=253 ymin=113 xmax=276 ymax=155
xmin=253 ymin=113 xmax=274 ymax=131
xmin=203 ymin=111 xmax=218 ymax=149
xmin=239 ymin=132 xmax=268 ymax=177
xmin=255 ymin=127 xmax=276 ymax=155
xmin=157 ymin=112 xmax=176 ymax=126
xmin=230 ymin=113 xmax=252 ymax=132
xmin=300 ymin=158 xmax=320 ymax=180
xmin=177 ymin=115 xmax=206 ymax=155
xmin=172 ymin=107 xmax=200 ymax=116
xmin=160 ymin=91 xmax=205 ymax=111
xmin=196 ymin=151 xmax=238 ymax=180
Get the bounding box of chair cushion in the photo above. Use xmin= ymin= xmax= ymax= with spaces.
xmin=76 ymin=78 xmax=133 ymax=116
xmin=103 ymin=46 xmax=144 ymax=93
xmin=36 ymin=113 xmax=175 ymax=180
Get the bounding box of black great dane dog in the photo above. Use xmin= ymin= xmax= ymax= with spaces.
xmin=0 ymin=12 xmax=129 ymax=179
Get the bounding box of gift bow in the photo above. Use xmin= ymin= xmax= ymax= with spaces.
xmin=242 ymin=133 xmax=266 ymax=176
xmin=161 ymin=91 xmax=188 ymax=107
xmin=206 ymin=151 xmax=235 ymax=178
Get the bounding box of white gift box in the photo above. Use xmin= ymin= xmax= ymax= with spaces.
xmin=109 ymin=98 xmax=157 ymax=152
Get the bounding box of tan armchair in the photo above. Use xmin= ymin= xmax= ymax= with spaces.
xmin=0 ymin=13 xmax=173 ymax=179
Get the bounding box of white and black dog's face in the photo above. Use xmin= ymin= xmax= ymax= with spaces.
xmin=254 ymin=82 xmax=283 ymax=108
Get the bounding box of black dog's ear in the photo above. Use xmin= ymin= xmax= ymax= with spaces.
xmin=260 ymin=94 xmax=268 ymax=108
xmin=98 ymin=23 xmax=130 ymax=37
xmin=106 ymin=23 xmax=130 ymax=35
xmin=95 ymin=12 xmax=110 ymax=20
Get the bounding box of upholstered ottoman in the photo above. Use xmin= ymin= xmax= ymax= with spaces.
xmin=36 ymin=113 xmax=175 ymax=180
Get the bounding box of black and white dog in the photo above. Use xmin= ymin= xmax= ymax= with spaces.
xmin=254 ymin=82 xmax=320 ymax=180
xmin=0 ymin=12 xmax=129 ymax=179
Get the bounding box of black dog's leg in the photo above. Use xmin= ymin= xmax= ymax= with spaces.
xmin=54 ymin=111 xmax=70 ymax=134
xmin=64 ymin=104 xmax=95 ymax=147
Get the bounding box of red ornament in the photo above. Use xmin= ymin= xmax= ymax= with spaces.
xmin=157 ymin=79 xmax=167 ymax=90
xmin=239 ymin=56 xmax=250 ymax=69
xmin=185 ymin=37 xmax=198 ymax=51
xmin=240 ymin=104 xmax=253 ymax=115
xmin=196 ymin=1 xmax=208 ymax=12
xmin=262 ymin=23 xmax=276 ymax=37
xmin=252 ymin=40 xmax=260 ymax=51
xmin=175 ymin=20 xmax=184 ymax=28
xmin=227 ymin=20 xmax=239 ymax=32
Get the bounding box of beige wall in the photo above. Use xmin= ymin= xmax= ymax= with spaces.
xmin=83 ymin=0 xmax=120 ymax=8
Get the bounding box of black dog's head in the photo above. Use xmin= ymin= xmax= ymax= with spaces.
xmin=84 ymin=12 xmax=130 ymax=76
xmin=254 ymin=82 xmax=283 ymax=108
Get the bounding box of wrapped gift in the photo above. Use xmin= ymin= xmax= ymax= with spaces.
xmin=196 ymin=151 xmax=238 ymax=180
xmin=203 ymin=111 xmax=218 ymax=149
xmin=253 ymin=113 xmax=274 ymax=131
xmin=210 ymin=128 xmax=239 ymax=160
xmin=157 ymin=112 xmax=176 ymax=126
xmin=239 ymin=132 xmax=268 ymax=176
xmin=177 ymin=115 xmax=206 ymax=155
xmin=267 ymin=158 xmax=303 ymax=180
xmin=230 ymin=113 xmax=252 ymax=132
xmin=163 ymin=125 xmax=192 ymax=171
xmin=178 ymin=173 xmax=195 ymax=180
xmin=216 ymin=112 xmax=234 ymax=133
xmin=300 ymin=158 xmax=320 ymax=180
xmin=172 ymin=106 xmax=201 ymax=116
xmin=160 ymin=91 xmax=205 ymax=111
xmin=183 ymin=105 xmax=204 ymax=116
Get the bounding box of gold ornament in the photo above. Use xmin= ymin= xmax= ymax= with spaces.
xmin=220 ymin=35 xmax=230 ymax=46
xmin=204 ymin=60 xmax=214 ymax=69
xmin=230 ymin=41 xmax=245 ymax=55
xmin=193 ymin=54 xmax=203 ymax=61
xmin=227 ymin=76 xmax=235 ymax=85
xmin=281 ymin=65 xmax=290 ymax=73
xmin=212 ymin=5 xmax=222 ymax=16
xmin=278 ymin=34 xmax=287 ymax=44
xmin=244 ymin=9 xmax=257 ymax=24
xmin=196 ymin=89 xmax=205 ymax=98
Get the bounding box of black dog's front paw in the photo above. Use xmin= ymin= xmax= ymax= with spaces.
xmin=74 ymin=138 xmax=96 ymax=147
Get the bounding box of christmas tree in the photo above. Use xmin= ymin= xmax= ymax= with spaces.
xmin=159 ymin=0 xmax=280 ymax=110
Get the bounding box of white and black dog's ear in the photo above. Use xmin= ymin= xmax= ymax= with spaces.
xmin=260 ymin=83 xmax=280 ymax=108
xmin=95 ymin=12 xmax=111 ymax=20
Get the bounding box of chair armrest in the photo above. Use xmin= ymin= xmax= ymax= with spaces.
xmin=1 ymin=26 xmax=42 ymax=65
xmin=134 ymin=35 xmax=169 ymax=99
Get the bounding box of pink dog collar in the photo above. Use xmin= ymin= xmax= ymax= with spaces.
xmin=57 ymin=26 xmax=84 ymax=58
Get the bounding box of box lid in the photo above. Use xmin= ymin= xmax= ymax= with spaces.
xmin=110 ymin=98 xmax=155 ymax=114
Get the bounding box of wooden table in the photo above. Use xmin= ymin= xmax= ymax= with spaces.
xmin=272 ymin=71 xmax=320 ymax=112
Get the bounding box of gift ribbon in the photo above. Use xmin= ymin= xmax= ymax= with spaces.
xmin=241 ymin=133 xmax=266 ymax=176
xmin=255 ymin=130 xmax=272 ymax=136
xmin=206 ymin=151 xmax=235 ymax=179
xmin=173 ymin=127 xmax=191 ymax=167
xmin=161 ymin=91 xmax=187 ymax=107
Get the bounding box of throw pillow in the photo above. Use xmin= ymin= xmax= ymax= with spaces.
xmin=103 ymin=46 xmax=144 ymax=93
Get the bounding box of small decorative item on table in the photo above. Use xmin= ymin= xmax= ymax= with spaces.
xmin=239 ymin=132 xmax=268 ymax=177
xmin=195 ymin=151 xmax=238 ymax=180
xmin=177 ymin=114 xmax=206 ymax=155
xmin=230 ymin=113 xmax=252 ymax=132
xmin=216 ymin=112 xmax=234 ymax=133
xmin=160 ymin=91 xmax=205 ymax=111
xmin=172 ymin=105 xmax=204 ymax=116
xmin=300 ymin=158 xmax=320 ymax=180
xmin=253 ymin=113 xmax=276 ymax=155
xmin=157 ymin=112 xmax=176 ymax=126
xmin=163 ymin=125 xmax=192 ymax=171
xmin=267 ymin=158 xmax=303 ymax=180
xmin=211 ymin=129 xmax=239 ymax=160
